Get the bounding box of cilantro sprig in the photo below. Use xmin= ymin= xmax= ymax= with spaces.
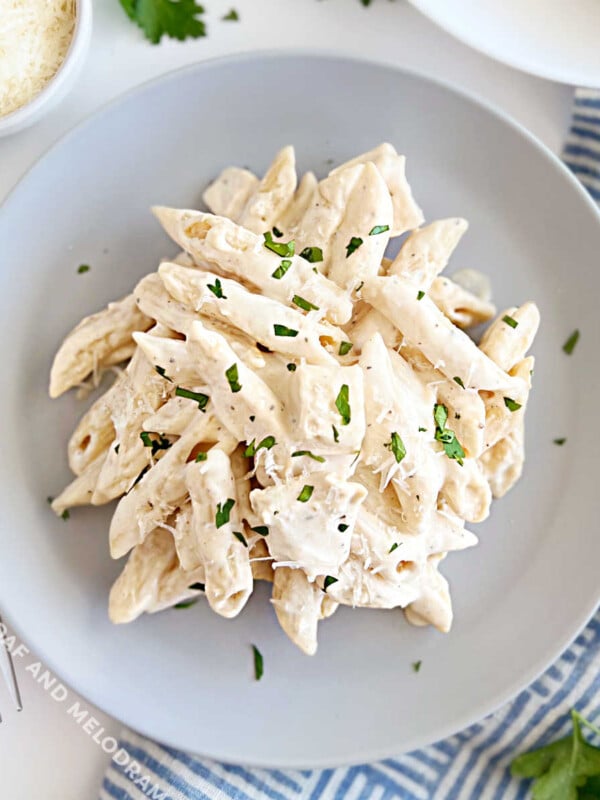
xmin=119 ymin=0 xmax=206 ymax=44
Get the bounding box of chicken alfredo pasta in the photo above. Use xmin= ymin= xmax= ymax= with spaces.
xmin=49 ymin=143 xmax=539 ymax=655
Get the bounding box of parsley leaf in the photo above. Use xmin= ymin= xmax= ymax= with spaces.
xmin=369 ymin=225 xmax=390 ymax=236
xmin=384 ymin=431 xmax=406 ymax=463
xmin=345 ymin=236 xmax=363 ymax=258
xmin=222 ymin=7 xmax=238 ymax=20
xmin=323 ymin=575 xmax=338 ymax=591
xmin=215 ymin=498 xmax=235 ymax=528
xmin=293 ymin=295 xmax=319 ymax=312
xmin=553 ymin=438 xmax=567 ymax=446
xmin=286 ymin=363 xmax=297 ymax=372
xmin=453 ymin=376 xmax=465 ymax=389
xmin=272 ymin=226 xmax=283 ymax=238
xmin=174 ymin=599 xmax=198 ymax=609
xmin=61 ymin=509 xmax=70 ymax=521
xmin=292 ymin=450 xmax=326 ymax=463
xmin=252 ymin=644 xmax=263 ymax=681
xmin=299 ymin=246 xmax=323 ymax=263
xmin=244 ymin=436 xmax=276 ymax=457
xmin=233 ymin=530 xmax=248 ymax=547
xmin=412 ymin=660 xmax=422 ymax=673
xmin=433 ymin=403 xmax=465 ymax=466
xmin=504 ymin=397 xmax=522 ymax=412
xmin=264 ymin=231 xmax=295 ymax=258
xmin=119 ymin=0 xmax=206 ymax=44
xmin=175 ymin=386 xmax=209 ymax=410
xmin=389 ymin=542 xmax=400 ymax=553
xmin=154 ymin=365 xmax=172 ymax=382
xmin=189 ymin=582 xmax=205 ymax=591
xmin=503 ymin=314 xmax=518 ymax=329
xmin=338 ymin=341 xmax=353 ymax=356
xmin=297 ymin=485 xmax=314 ymax=502
xmin=272 ymin=259 xmax=292 ymax=279
xmin=195 ymin=451 xmax=207 ymax=462
xmin=335 ymin=384 xmax=351 ymax=425
xmin=207 ymin=277 xmax=226 ymax=298
xmin=77 ymin=264 xmax=90 ymax=274
xmin=417 ymin=290 xmax=425 ymax=301
xmin=273 ymin=324 xmax=298 ymax=337
xmin=563 ymin=329 xmax=580 ymax=355
xmin=251 ymin=525 xmax=269 ymax=536
xmin=225 ymin=363 xmax=242 ymax=393
xmin=332 ymin=424 xmax=340 ymax=443
xmin=140 ymin=431 xmax=171 ymax=456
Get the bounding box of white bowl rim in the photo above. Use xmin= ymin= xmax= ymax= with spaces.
xmin=0 ymin=0 xmax=92 ymax=134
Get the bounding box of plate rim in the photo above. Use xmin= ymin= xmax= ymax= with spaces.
xmin=2 ymin=49 xmax=600 ymax=768
xmin=407 ymin=0 xmax=600 ymax=88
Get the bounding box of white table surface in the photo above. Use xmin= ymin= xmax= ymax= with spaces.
xmin=0 ymin=1 xmax=574 ymax=796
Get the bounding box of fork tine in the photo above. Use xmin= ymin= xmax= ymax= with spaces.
xmin=0 ymin=615 xmax=22 ymax=711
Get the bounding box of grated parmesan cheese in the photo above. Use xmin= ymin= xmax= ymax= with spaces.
xmin=0 ymin=0 xmax=76 ymax=117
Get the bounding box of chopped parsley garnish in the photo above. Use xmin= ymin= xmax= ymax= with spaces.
xmin=233 ymin=530 xmax=248 ymax=547
xmin=563 ymin=329 xmax=580 ymax=355
xmin=384 ymin=431 xmax=406 ymax=463
xmin=299 ymin=246 xmax=323 ymax=263
xmin=117 ymin=0 xmax=206 ymax=44
xmin=504 ymin=397 xmax=522 ymax=412
xmin=553 ymin=438 xmax=567 ymax=446
xmin=207 ymin=277 xmax=226 ymax=298
xmin=433 ymin=403 xmax=465 ymax=466
xmin=332 ymin=424 xmax=340 ymax=443
xmin=412 ymin=660 xmax=422 ymax=673
xmin=271 ymin=259 xmax=292 ymax=279
xmin=503 ymin=314 xmax=518 ymax=329
xmin=215 ymin=498 xmax=235 ymax=528
xmin=249 ymin=415 xmax=256 ymax=422
xmin=264 ymin=231 xmax=295 ymax=258
xmin=77 ymin=264 xmax=90 ymax=274
xmin=453 ymin=376 xmax=465 ymax=389
xmin=297 ymin=485 xmax=314 ymax=502
xmin=244 ymin=436 xmax=277 ymax=457
xmin=286 ymin=363 xmax=297 ymax=372
xmin=418 ymin=426 xmax=427 ymax=432
xmin=272 ymin=226 xmax=283 ymax=238
xmin=252 ymin=645 xmax=263 ymax=681
xmin=61 ymin=509 xmax=70 ymax=521
xmin=175 ymin=386 xmax=209 ymax=410
xmin=292 ymin=450 xmax=326 ymax=463
xmin=189 ymin=582 xmax=205 ymax=591
xmin=251 ymin=525 xmax=269 ymax=536
xmin=222 ymin=8 xmax=239 ymax=20
xmin=369 ymin=224 xmax=390 ymax=236
xmin=114 ymin=444 xmax=120 ymax=454
xmin=335 ymin=384 xmax=351 ymax=426
xmin=417 ymin=290 xmax=425 ymax=301
xmin=154 ymin=365 xmax=173 ymax=382
xmin=338 ymin=341 xmax=353 ymax=356
xmin=345 ymin=236 xmax=363 ymax=258
xmin=292 ymin=295 xmax=319 ymax=312
xmin=273 ymin=324 xmax=298 ymax=337
xmin=389 ymin=542 xmax=400 ymax=554
xmin=323 ymin=576 xmax=338 ymax=591
xmin=225 ymin=363 xmax=242 ymax=393
xmin=195 ymin=451 xmax=208 ymax=462
xmin=140 ymin=431 xmax=171 ymax=456
xmin=174 ymin=599 xmax=198 ymax=609
xmin=338 ymin=523 xmax=349 ymax=532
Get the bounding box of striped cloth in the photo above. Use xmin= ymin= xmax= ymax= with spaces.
xmin=100 ymin=93 xmax=600 ymax=800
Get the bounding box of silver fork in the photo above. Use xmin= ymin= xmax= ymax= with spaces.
xmin=0 ymin=615 xmax=23 ymax=720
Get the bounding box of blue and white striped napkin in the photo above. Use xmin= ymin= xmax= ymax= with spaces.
xmin=99 ymin=92 xmax=600 ymax=800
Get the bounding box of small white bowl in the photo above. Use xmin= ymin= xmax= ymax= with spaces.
xmin=0 ymin=0 xmax=92 ymax=138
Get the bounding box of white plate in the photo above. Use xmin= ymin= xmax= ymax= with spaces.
xmin=409 ymin=0 xmax=600 ymax=87
xmin=0 ymin=53 xmax=598 ymax=767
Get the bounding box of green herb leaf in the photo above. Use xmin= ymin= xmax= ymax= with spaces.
xmin=264 ymin=231 xmax=295 ymax=258
xmin=251 ymin=525 xmax=269 ymax=536
xmin=338 ymin=523 xmax=349 ymax=532
xmin=433 ymin=403 xmax=448 ymax=432
xmin=563 ymin=329 xmax=580 ymax=355
xmin=504 ymin=397 xmax=522 ymax=412
xmin=271 ymin=259 xmax=292 ymax=279
xmin=345 ymin=236 xmax=363 ymax=258
xmin=174 ymin=599 xmax=198 ymax=609
xmin=384 ymin=431 xmax=406 ymax=463
xmin=293 ymin=295 xmax=319 ymax=312
xmin=332 ymin=424 xmax=340 ymax=443
xmin=77 ymin=264 xmax=90 ymax=274
xmin=207 ymin=277 xmax=226 ymax=298
xmin=286 ymin=363 xmax=297 ymax=372
xmin=114 ymin=444 xmax=120 ymax=454
xmin=175 ymin=386 xmax=209 ymax=410
xmin=189 ymin=582 xmax=205 ymax=591
xmin=338 ymin=341 xmax=353 ymax=356
xmin=369 ymin=225 xmax=390 ymax=236
xmin=272 ymin=226 xmax=283 ymax=238
xmin=233 ymin=530 xmax=248 ymax=547
xmin=118 ymin=0 xmax=206 ymax=44
xmin=292 ymin=450 xmax=326 ymax=463
xmin=61 ymin=509 xmax=70 ymax=521
xmin=553 ymin=437 xmax=567 ymax=446
xmin=222 ymin=7 xmax=238 ymax=20
xmin=297 ymin=485 xmax=314 ymax=502
xmin=335 ymin=384 xmax=351 ymax=426
xmin=323 ymin=576 xmax=338 ymax=590
xmin=195 ymin=451 xmax=208 ymax=462
xmin=252 ymin=644 xmax=264 ymax=681
xmin=412 ymin=660 xmax=422 ymax=673
xmin=503 ymin=314 xmax=518 ymax=329
xmin=140 ymin=431 xmax=172 ymax=456
xmin=299 ymin=246 xmax=323 ymax=263
xmin=433 ymin=404 xmax=465 ymax=466
xmin=215 ymin=498 xmax=235 ymax=528
xmin=453 ymin=376 xmax=465 ymax=389
xmin=273 ymin=324 xmax=298 ymax=337
xmin=154 ymin=365 xmax=173 ymax=382
xmin=244 ymin=436 xmax=276 ymax=457
xmin=389 ymin=542 xmax=400 ymax=553
xmin=225 ymin=363 xmax=242 ymax=393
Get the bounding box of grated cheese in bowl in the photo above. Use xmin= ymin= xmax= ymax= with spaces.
xmin=0 ymin=0 xmax=77 ymax=118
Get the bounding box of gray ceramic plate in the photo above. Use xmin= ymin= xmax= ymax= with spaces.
xmin=0 ymin=53 xmax=598 ymax=767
